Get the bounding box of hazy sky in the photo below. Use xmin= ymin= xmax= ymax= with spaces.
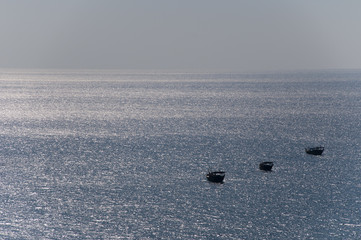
xmin=1 ymin=0 xmax=361 ymax=71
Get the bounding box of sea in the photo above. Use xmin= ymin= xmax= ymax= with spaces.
xmin=0 ymin=69 xmax=360 ymax=239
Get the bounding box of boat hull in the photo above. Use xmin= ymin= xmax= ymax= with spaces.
xmin=206 ymin=171 xmax=225 ymax=183
xmin=305 ymin=147 xmax=324 ymax=155
xmin=259 ymin=162 xmax=274 ymax=171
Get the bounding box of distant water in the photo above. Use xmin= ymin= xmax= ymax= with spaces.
xmin=0 ymin=69 xmax=360 ymax=239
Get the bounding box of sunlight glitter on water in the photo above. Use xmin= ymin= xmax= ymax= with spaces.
xmin=0 ymin=69 xmax=361 ymax=239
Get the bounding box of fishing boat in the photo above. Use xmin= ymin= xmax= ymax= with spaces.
xmin=259 ymin=161 xmax=274 ymax=171
xmin=305 ymin=146 xmax=324 ymax=155
xmin=206 ymin=171 xmax=225 ymax=183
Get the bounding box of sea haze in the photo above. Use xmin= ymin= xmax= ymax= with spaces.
xmin=0 ymin=69 xmax=360 ymax=239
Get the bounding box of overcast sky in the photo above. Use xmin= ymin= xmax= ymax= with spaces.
xmin=1 ymin=0 xmax=361 ymax=72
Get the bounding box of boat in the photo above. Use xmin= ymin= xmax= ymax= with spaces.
xmin=305 ymin=146 xmax=324 ymax=155
xmin=206 ymin=171 xmax=225 ymax=183
xmin=259 ymin=162 xmax=274 ymax=171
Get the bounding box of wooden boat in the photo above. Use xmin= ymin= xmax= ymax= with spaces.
xmin=206 ymin=171 xmax=225 ymax=183
xmin=259 ymin=162 xmax=274 ymax=171
xmin=305 ymin=146 xmax=324 ymax=155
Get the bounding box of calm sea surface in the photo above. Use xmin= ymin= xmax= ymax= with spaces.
xmin=0 ymin=70 xmax=360 ymax=239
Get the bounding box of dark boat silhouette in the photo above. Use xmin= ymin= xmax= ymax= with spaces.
xmin=259 ymin=162 xmax=274 ymax=171
xmin=305 ymin=146 xmax=324 ymax=155
xmin=206 ymin=171 xmax=225 ymax=183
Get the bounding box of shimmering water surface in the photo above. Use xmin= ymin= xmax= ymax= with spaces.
xmin=0 ymin=70 xmax=360 ymax=239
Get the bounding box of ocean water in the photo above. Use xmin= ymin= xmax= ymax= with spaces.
xmin=0 ymin=69 xmax=360 ymax=239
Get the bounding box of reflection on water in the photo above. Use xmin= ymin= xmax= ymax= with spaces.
xmin=0 ymin=70 xmax=360 ymax=239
